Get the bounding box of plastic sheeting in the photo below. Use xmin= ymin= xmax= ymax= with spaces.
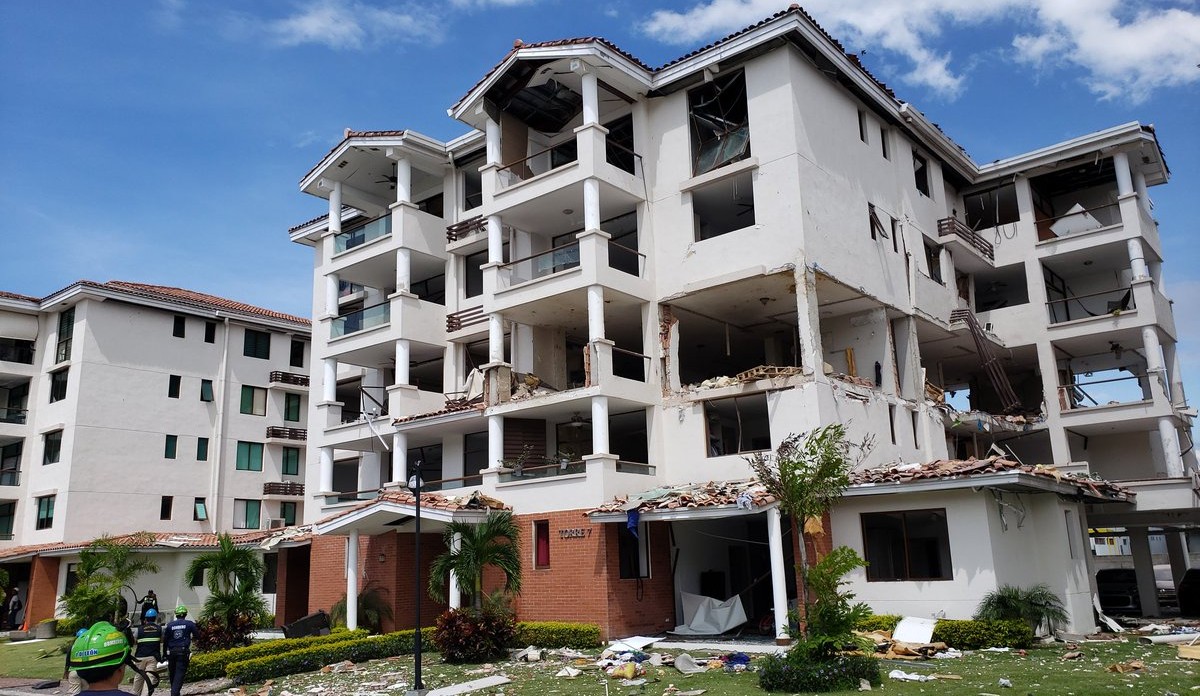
xmin=671 ymin=592 xmax=747 ymax=635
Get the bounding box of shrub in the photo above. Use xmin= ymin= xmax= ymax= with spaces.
xmin=432 ymin=607 xmax=516 ymax=663
xmin=188 ymin=629 xmax=368 ymax=681
xmin=512 ymin=622 xmax=601 ymax=649
xmin=225 ymin=629 xmax=434 ymax=684
xmin=853 ymin=615 xmax=901 ymax=634
xmin=758 ymin=652 xmax=880 ymax=692
xmin=974 ymin=584 xmax=1068 ymax=635
xmin=932 ymin=619 xmax=1033 ymax=649
xmin=792 ymin=547 xmax=872 ymax=660
xmin=194 ymin=614 xmax=258 ymax=652
xmin=330 ymin=586 xmax=394 ymax=634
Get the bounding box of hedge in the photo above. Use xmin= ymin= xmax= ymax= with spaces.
xmin=853 ymin=615 xmax=1032 ymax=650
xmin=853 ymin=615 xmax=901 ymax=634
xmin=512 ymin=622 xmax=601 ymax=649
xmin=189 ymin=629 xmax=368 ymax=681
xmin=225 ymin=628 xmax=434 ymax=684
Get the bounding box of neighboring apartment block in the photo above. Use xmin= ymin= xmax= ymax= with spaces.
xmin=284 ymin=8 xmax=1194 ymax=638
xmin=0 ymin=281 xmax=311 ymax=625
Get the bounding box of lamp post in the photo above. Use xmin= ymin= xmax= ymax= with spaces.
xmin=407 ymin=460 xmax=427 ymax=696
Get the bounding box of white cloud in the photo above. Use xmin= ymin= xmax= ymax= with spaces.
xmin=154 ymin=0 xmax=186 ymax=31
xmin=447 ymin=0 xmax=536 ymax=7
xmin=265 ymin=0 xmax=441 ymax=49
xmin=639 ymin=0 xmax=1200 ymax=102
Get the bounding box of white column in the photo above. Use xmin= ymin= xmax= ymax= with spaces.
xmin=485 ymin=118 xmax=501 ymax=165
xmin=767 ymin=507 xmax=790 ymax=642
xmin=487 ymin=215 xmax=503 ymax=264
xmin=1113 ymin=151 xmax=1134 ymax=197
xmin=1159 ymin=418 xmax=1184 ymax=477
xmin=391 ymin=432 xmax=408 ymax=484
xmin=329 ymin=181 xmax=343 ymax=233
xmin=489 ymin=315 xmax=505 ymax=363
xmin=1142 ymin=327 xmax=1167 ymax=402
xmin=1128 ymin=528 xmax=1160 ymax=617
xmin=358 ymin=452 xmax=381 ymax=491
xmin=323 ymin=358 xmax=337 ymax=402
xmin=346 ymin=530 xmax=359 ymax=631
xmin=396 ymin=248 xmax=412 ymax=293
xmin=325 ymin=273 xmax=340 ymax=316
xmin=583 ymin=178 xmax=601 ymax=231
xmin=320 ymin=446 xmax=334 ymax=493
xmin=488 ymin=415 xmax=504 ymax=470
xmin=395 ymin=156 xmax=412 ymax=204
xmin=448 ymin=533 xmax=463 ymax=609
xmin=1133 ymin=170 xmax=1150 ymax=216
xmin=1127 ymin=239 xmax=1148 ymax=280
xmin=580 ymin=69 xmax=598 ymax=125
xmin=591 ymin=395 xmax=609 ymax=454
xmin=395 ymin=339 xmax=411 ymax=385
xmin=587 ymin=285 xmax=605 ymax=341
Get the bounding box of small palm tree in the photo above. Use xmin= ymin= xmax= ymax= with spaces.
xmin=59 ymin=536 xmax=158 ymax=625
xmin=331 ymin=586 xmax=394 ymax=634
xmin=184 ymin=533 xmax=267 ymax=624
xmin=428 ymin=511 xmax=522 ymax=610
xmin=974 ymin=583 xmax=1068 ymax=635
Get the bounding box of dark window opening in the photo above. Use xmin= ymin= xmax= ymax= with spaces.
xmin=463 ymin=431 xmax=488 ymax=486
xmin=160 ymin=496 xmax=173 ymax=520
xmin=55 ymin=308 xmax=74 ymax=363
xmin=880 ymin=126 xmax=890 ymax=159
xmin=964 ymin=183 xmax=1019 ymax=230
xmin=408 ymin=444 xmax=443 ymax=487
xmin=913 ymin=151 xmax=931 ymax=197
xmin=923 ymin=240 xmax=943 ymax=284
xmin=284 ymin=393 xmax=302 ymax=422
xmin=172 ymin=315 xmax=186 ymax=338
xmin=605 ymin=114 xmax=637 ymax=174
xmin=411 ymin=273 xmax=446 ymax=306
xmin=164 ymin=435 xmax=177 ymax=459
xmin=0 ymin=338 xmax=35 ymax=364
xmin=49 ymin=368 xmax=68 ymax=403
xmin=44 ymin=430 xmax=62 ymax=465
xmin=693 ymin=169 xmax=755 ymax=241
xmin=0 ymin=502 xmax=13 ymax=540
xmin=464 ymin=250 xmax=487 ymax=299
xmin=168 ymin=374 xmax=181 ymax=398
xmin=857 ymin=110 xmax=868 ymax=143
xmin=618 ymin=522 xmax=650 ymax=579
xmin=462 ymin=158 xmax=483 ymax=210
xmin=200 ymin=379 xmax=214 ymax=402
xmin=35 ymin=494 xmax=55 ymax=530
xmin=689 ymin=70 xmax=750 ymax=176
xmin=534 ymin=520 xmax=550 ymax=569
xmin=204 ymin=321 xmax=216 ymax=343
xmin=244 ymin=329 xmax=271 ymax=360
xmin=262 ymin=552 xmax=278 ymax=593
xmin=197 ymin=437 xmax=209 ymax=461
xmin=416 ymin=192 xmax=444 ymax=217
xmin=862 ymin=509 xmax=952 ymax=581
xmin=705 ymin=393 xmax=770 ymax=456
xmin=290 ymin=339 xmax=305 ymax=368
xmin=282 ymin=446 xmax=300 ymax=476
xmin=869 ymin=204 xmax=890 ymax=241
xmin=280 ymin=501 xmax=297 ymax=527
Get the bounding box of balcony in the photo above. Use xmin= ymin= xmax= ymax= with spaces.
xmin=265 ymin=426 xmax=307 ymax=442
xmin=268 ymin=371 xmax=310 ymax=392
xmin=1046 ymin=286 xmax=1134 ymax=325
xmin=0 ymin=469 xmax=19 ymax=486
xmin=0 ymin=407 xmax=27 ymax=425
xmin=263 ymin=481 xmax=305 ymax=498
xmin=446 ymin=305 xmax=487 ymax=334
xmin=937 ymin=217 xmax=994 ymax=272
xmin=332 ymin=302 xmax=390 ymax=338
xmin=334 ymin=216 xmax=391 ymax=254
xmin=325 ymin=294 xmax=445 ymax=364
xmin=446 ymin=215 xmax=486 ymax=244
xmin=0 ymin=339 xmax=34 ymax=365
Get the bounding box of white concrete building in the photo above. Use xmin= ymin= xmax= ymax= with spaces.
xmin=0 ymin=281 xmax=311 ymax=625
xmin=288 ymin=8 xmax=1195 ymax=638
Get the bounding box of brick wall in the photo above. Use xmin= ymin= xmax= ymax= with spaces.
xmin=26 ymin=555 xmax=60 ymax=627
xmin=275 ymin=546 xmax=311 ymax=626
xmin=604 ymin=520 xmax=676 ymax=638
xmin=307 ymin=534 xmax=347 ymax=615
xmin=380 ymin=532 xmax=448 ymax=630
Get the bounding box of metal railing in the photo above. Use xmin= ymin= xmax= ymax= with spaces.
xmin=446 ymin=216 xmax=486 ymax=243
xmin=266 ymin=426 xmax=307 ymax=441
xmin=0 ymin=408 xmax=27 ymax=425
xmin=446 ymin=305 xmax=487 ymax=332
xmin=269 ymin=371 xmax=310 ymax=387
xmin=1046 ymin=286 xmax=1133 ymax=324
xmin=611 ymin=346 xmax=650 ymax=382
xmin=0 ymin=470 xmax=19 ymax=486
xmin=608 ymin=241 xmax=645 ymax=277
xmin=605 ymin=140 xmax=643 ymax=176
xmin=499 ymin=459 xmax=586 ymax=483
xmin=334 ymin=216 xmax=391 ymax=253
xmin=497 ymin=145 xmax=577 ymax=189
xmin=615 ymin=461 xmax=655 ymax=475
xmin=1037 ymin=201 xmax=1123 ymax=239
xmin=500 ymin=242 xmax=580 ymax=287
xmin=263 ymin=481 xmax=305 ymax=497
xmin=1059 ymin=372 xmax=1151 ymax=410
xmin=331 ymin=301 xmax=390 ymax=338
xmin=937 ymin=217 xmax=995 ymax=261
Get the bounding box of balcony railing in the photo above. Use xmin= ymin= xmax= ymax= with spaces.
xmin=937 ymin=217 xmax=995 ymax=261
xmin=615 ymin=460 xmax=656 ymax=475
xmin=500 ymin=243 xmax=580 ymax=287
xmin=1046 ymin=286 xmax=1133 ymax=324
xmin=1059 ymin=372 xmax=1151 ymax=411
xmin=334 ymin=216 xmax=391 ymax=253
xmin=446 ymin=306 xmax=487 ymax=332
xmin=499 ymin=459 xmax=586 ymax=483
xmin=1036 ymin=201 xmax=1122 ymax=240
xmin=0 ymin=470 xmax=20 ymax=486
xmin=612 ymin=346 xmax=650 ymax=382
xmin=0 ymin=340 xmax=34 ymax=364
xmin=446 ymin=216 xmax=486 ymax=243
xmin=331 ymin=302 xmax=390 ymax=338
xmin=608 ymin=241 xmax=645 ymax=277
xmin=422 ymin=473 xmax=484 ymax=492
xmin=266 ymin=426 xmax=307 ymax=441
xmin=497 ymin=144 xmax=577 ymax=189
xmin=0 ymin=407 xmax=27 ymax=425
xmin=605 ymin=139 xmax=643 ymax=176
xmin=269 ymin=371 xmax=309 ymax=387
xmin=263 ymin=481 xmax=305 ymax=497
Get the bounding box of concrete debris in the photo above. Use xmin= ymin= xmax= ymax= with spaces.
xmin=513 ymin=645 xmax=542 ymax=661
xmin=1105 ymin=659 xmax=1145 ymax=673
xmin=555 ymin=666 xmax=582 ymax=678
xmin=850 ymin=455 xmax=1131 ymax=501
xmin=588 ymin=480 xmax=776 ymax=515
xmin=998 ymin=677 xmax=1013 ymax=687
xmin=320 ymin=660 xmax=356 ymax=673
xmin=619 ymin=678 xmax=647 ymax=686
xmin=856 ymin=629 xmax=950 ymax=660
xmin=1061 ymin=651 xmax=1083 ymax=660
xmin=858 ymin=677 xmax=872 ymax=691
xmin=662 ymin=686 xmax=705 ymax=696
xmin=888 ymin=669 xmax=932 ymax=682
xmin=672 ymin=653 xmax=708 ymax=674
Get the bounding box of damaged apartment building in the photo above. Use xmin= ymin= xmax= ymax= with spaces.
xmin=284 ymin=7 xmax=1196 ymax=639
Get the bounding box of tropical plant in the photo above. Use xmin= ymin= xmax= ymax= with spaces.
xmin=58 ymin=535 xmax=159 ymax=626
xmin=432 ymin=605 xmax=515 ymax=663
xmin=746 ymin=424 xmax=872 ymax=636
xmin=0 ymin=567 xmax=9 ymax=594
xmin=184 ymin=533 xmax=267 ymax=648
xmin=974 ymin=583 xmax=1068 ymax=635
xmin=428 ymin=511 xmax=522 ymax=610
xmin=330 ymin=586 xmax=394 ymax=634
xmin=791 ymin=546 xmax=873 ymax=660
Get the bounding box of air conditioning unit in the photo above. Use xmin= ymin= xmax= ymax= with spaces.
xmin=266 ymin=518 xmax=285 ymax=529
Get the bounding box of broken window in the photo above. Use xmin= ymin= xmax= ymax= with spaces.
xmin=861 ymin=509 xmax=952 ymax=581
xmin=964 ymin=183 xmax=1019 ymax=230
xmin=461 ymin=156 xmax=483 ymax=210
xmin=692 ymin=169 xmax=755 ymax=241
xmin=408 ymin=444 xmax=443 ymax=485
xmin=618 ymin=522 xmax=650 ymax=579
xmin=464 ymin=250 xmax=486 ymax=298
xmin=689 ymin=70 xmax=750 ymax=176
xmin=923 ymin=240 xmax=943 ymax=284
xmin=704 ymin=393 xmax=770 ymax=456
xmin=868 ymin=203 xmax=889 ymax=241
xmin=604 ymin=114 xmax=636 ymax=174
xmin=857 ymin=110 xmax=868 ymax=143
xmin=913 ymin=151 xmax=931 ymax=197
xmin=880 ymin=125 xmax=890 ymax=160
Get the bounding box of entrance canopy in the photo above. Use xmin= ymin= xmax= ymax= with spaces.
xmin=314 ymin=489 xmax=508 ymax=536
xmin=586 ymin=478 xmax=779 ymax=523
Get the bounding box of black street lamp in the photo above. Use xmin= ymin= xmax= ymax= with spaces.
xmin=407 ymin=459 xmax=428 ymax=696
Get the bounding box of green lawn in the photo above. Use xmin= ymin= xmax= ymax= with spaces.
xmin=0 ymin=638 xmax=73 ymax=680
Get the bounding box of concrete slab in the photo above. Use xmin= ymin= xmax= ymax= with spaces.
xmin=426 ymin=675 xmax=512 ymax=696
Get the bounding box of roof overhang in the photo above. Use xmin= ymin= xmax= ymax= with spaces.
xmin=845 ymin=471 xmax=1133 ymax=503
xmin=589 ymin=501 xmax=778 ymax=524
xmin=299 ymin=130 xmax=450 ymax=199
xmin=315 ymin=499 xmax=492 ymax=536
xmin=975 ymin=122 xmax=1168 ymax=187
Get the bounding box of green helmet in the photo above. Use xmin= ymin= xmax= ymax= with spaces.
xmin=175 ymin=605 xmax=187 ymax=617
xmin=68 ymin=621 xmax=130 ymax=670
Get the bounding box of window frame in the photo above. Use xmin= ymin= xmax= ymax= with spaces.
xmin=43 ymin=430 xmax=63 ymax=465
xmin=197 ymin=437 xmax=209 ymax=461
xmin=913 ymin=150 xmax=931 ymax=197
xmin=193 ymin=497 xmax=208 ymax=521
xmin=204 ymin=321 xmax=217 ymax=344
xmin=703 ymin=393 xmax=771 ymax=457
xmin=172 ymin=315 xmax=186 ymax=338
xmin=233 ymin=498 xmax=262 ymax=530
xmin=688 ymin=69 xmax=751 ymax=176
xmin=160 ymin=496 xmax=173 ymax=520
xmin=49 ymin=368 xmax=69 ymax=403
xmin=200 ymin=379 xmax=214 ymax=402
xmin=534 ymin=520 xmax=550 ymax=569
xmin=168 ymin=374 xmax=181 ymax=398
xmin=240 ymin=385 xmax=267 ymax=416
xmin=290 ymin=339 xmax=305 ymax=368
xmin=164 ymin=434 xmax=178 ymax=459
xmin=243 ymin=329 xmax=271 ymax=360
xmin=618 ymin=521 xmax=650 ymax=579
xmin=281 ymin=446 xmax=300 ymax=476
xmin=284 ymin=393 xmax=302 ymax=422
xmin=236 ymin=441 xmax=264 ymax=471
xmin=280 ymin=501 xmax=297 ymax=527
xmin=861 ymin=508 xmax=952 ymax=582
xmin=35 ymin=494 xmax=55 ymax=530
xmin=55 ymin=308 xmax=74 ymax=363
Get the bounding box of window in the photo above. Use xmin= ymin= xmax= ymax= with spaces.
xmin=282 ymin=447 xmax=300 ymax=476
xmin=692 ymin=169 xmax=755 ymax=241
xmin=289 ymin=339 xmax=305 ymax=368
xmin=964 ymin=183 xmax=1019 ymax=230
xmin=0 ymin=502 xmax=14 ymax=540
xmin=188 ymin=566 xmax=204 ymax=587
xmin=888 ymin=406 xmax=897 ymax=445
xmin=880 ymin=125 xmax=890 ymax=159
xmin=463 ymin=431 xmax=488 ymax=486
xmin=464 ymin=249 xmax=487 ymax=299
xmin=461 ymin=156 xmax=483 ymax=210
xmin=43 ymin=430 xmax=62 ymax=464
xmin=923 ymin=240 xmax=943 ymax=284
xmin=534 ymin=520 xmax=550 ymax=569
xmin=55 ymin=307 xmax=74 ymax=363
xmin=890 ymin=218 xmax=900 ymax=253
xmin=618 ymin=521 xmax=650 ymax=579
xmin=0 ymin=337 xmax=35 ymax=364
xmin=243 ymin=329 xmax=271 ymax=360
xmin=913 ymin=151 xmax=931 ymax=197
xmin=164 ymin=435 xmax=177 ymax=459
xmin=284 ymin=393 xmax=301 ymax=422
xmin=688 ymin=70 xmax=750 ymax=175
xmin=861 ymin=509 xmax=952 ymax=581
xmin=49 ymin=368 xmax=68 ymax=403
xmin=172 ymin=315 xmax=186 ymax=338
xmin=0 ymin=442 xmax=20 ymax=486
xmin=160 ymin=496 xmax=173 ymax=520
xmin=204 ymin=321 xmax=216 ymax=343
xmin=911 ymin=411 xmax=920 ymax=448
xmin=407 ymin=444 xmax=443 ymax=484
xmin=200 ymin=379 xmax=214 ymax=402
xmin=168 ymin=374 xmax=181 ymax=398
xmin=240 ymin=386 xmax=266 ymax=416
xmin=233 ymin=499 xmax=261 ymax=529
xmin=704 ymin=393 xmax=770 ymax=456
xmin=236 ymin=441 xmax=264 ymax=471
xmin=35 ymin=495 xmax=55 ymax=530
xmin=280 ymin=501 xmax=297 ymax=527
xmin=868 ymin=203 xmax=888 ymax=241
xmin=857 ymin=110 xmax=868 ymax=143
xmin=197 ymin=437 xmax=209 ymax=461
xmin=262 ymin=552 xmax=279 ymax=593
xmin=193 ymin=497 xmax=208 ymax=521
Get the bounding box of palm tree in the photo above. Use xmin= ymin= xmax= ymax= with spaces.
xmin=184 ymin=533 xmax=267 ymax=624
xmin=428 ymin=511 xmax=522 ymax=610
xmin=91 ymin=536 xmax=160 ymax=617
xmin=59 ymin=536 xmax=158 ymax=626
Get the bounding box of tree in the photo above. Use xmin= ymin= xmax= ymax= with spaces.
xmin=331 ymin=585 xmax=394 ymax=634
xmin=975 ymin=584 xmax=1068 ymax=635
xmin=428 ymin=511 xmax=522 ymax=610
xmin=184 ymin=533 xmax=267 ymax=627
xmin=746 ymin=424 xmax=872 ymax=640
xmin=58 ymin=535 xmax=159 ymax=627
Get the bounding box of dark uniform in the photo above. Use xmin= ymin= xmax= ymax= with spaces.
xmin=163 ymin=616 xmax=198 ymax=696
xmin=132 ymin=620 xmax=163 ymax=696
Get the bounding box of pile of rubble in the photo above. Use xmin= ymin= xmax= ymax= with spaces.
xmin=588 ymin=479 xmax=777 ymax=515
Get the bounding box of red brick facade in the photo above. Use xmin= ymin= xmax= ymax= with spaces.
xmin=26 ymin=555 xmax=59 ymax=627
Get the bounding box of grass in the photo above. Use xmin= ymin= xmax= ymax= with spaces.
xmin=4 ymin=636 xmax=1196 ymax=694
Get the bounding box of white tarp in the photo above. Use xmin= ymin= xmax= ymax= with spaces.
xmin=671 ymin=592 xmax=747 ymax=635
xmin=892 ymin=616 xmax=937 ymax=644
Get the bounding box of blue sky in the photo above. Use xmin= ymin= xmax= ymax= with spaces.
xmin=1 ymin=0 xmax=1197 ymax=401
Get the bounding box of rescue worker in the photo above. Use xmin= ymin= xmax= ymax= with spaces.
xmin=138 ymin=590 xmax=159 ymax=623
xmin=163 ymin=605 xmax=198 ymax=696
xmin=66 ymin=620 xmax=158 ymax=695
xmin=62 ymin=628 xmax=87 ymax=696
xmin=131 ymin=608 xmax=163 ymax=696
